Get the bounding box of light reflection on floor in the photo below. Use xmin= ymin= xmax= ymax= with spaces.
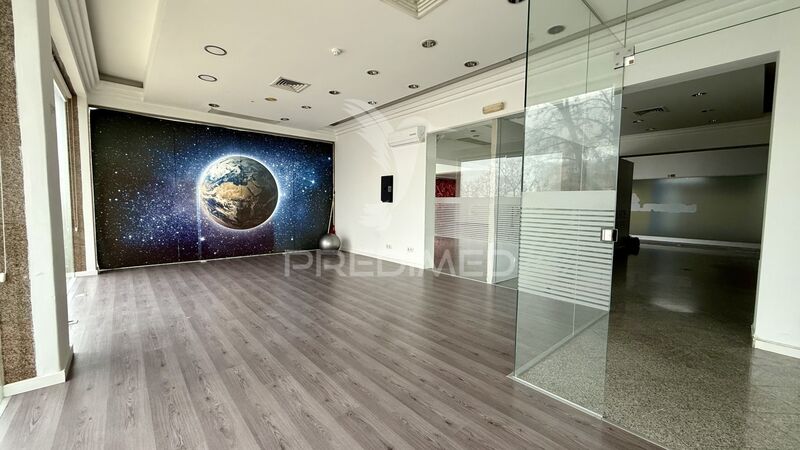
xmin=519 ymin=244 xmax=800 ymax=449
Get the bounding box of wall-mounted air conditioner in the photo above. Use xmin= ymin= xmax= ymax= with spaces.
xmin=388 ymin=126 xmax=426 ymax=147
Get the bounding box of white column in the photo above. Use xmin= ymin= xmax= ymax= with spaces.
xmin=12 ymin=0 xmax=72 ymax=376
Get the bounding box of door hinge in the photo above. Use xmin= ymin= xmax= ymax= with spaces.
xmin=614 ymin=46 xmax=635 ymax=70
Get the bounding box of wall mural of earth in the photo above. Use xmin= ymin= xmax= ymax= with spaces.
xmin=199 ymin=156 xmax=279 ymax=229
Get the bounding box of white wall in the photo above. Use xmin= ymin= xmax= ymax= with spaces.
xmin=334 ymin=62 xmax=525 ymax=267
xmin=625 ymin=147 xmax=769 ymax=180
xmin=623 ymin=8 xmax=800 ymax=358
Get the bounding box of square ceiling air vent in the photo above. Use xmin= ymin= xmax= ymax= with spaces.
xmin=381 ymin=0 xmax=449 ymax=19
xmin=270 ymin=76 xmax=311 ymax=93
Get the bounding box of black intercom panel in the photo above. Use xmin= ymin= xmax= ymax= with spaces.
xmin=381 ymin=175 xmax=393 ymax=203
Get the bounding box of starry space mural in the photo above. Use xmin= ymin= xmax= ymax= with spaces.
xmin=91 ymin=108 xmax=334 ymax=270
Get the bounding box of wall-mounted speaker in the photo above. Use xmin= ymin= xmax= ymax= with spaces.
xmin=381 ymin=175 xmax=393 ymax=203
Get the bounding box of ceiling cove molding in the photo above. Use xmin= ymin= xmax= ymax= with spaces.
xmin=332 ymin=59 xmax=526 ymax=136
xmin=380 ymin=0 xmax=449 ymax=19
xmin=89 ymin=81 xmax=335 ymax=143
xmin=53 ymin=0 xmax=99 ymax=92
xmin=142 ymin=0 xmax=167 ymax=94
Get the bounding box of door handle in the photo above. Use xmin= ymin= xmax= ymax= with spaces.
xmin=600 ymin=228 xmax=619 ymax=243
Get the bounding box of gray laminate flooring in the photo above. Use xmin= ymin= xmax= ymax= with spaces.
xmin=0 ymin=252 xmax=657 ymax=449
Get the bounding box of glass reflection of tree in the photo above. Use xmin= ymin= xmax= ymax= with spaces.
xmin=523 ymin=88 xmax=620 ymax=193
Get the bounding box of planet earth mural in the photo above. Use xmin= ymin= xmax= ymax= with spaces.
xmin=199 ymin=156 xmax=279 ymax=229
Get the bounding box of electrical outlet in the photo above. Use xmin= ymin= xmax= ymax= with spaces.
xmin=407 ymin=247 xmax=414 ymax=253
xmin=386 ymin=244 xmax=392 ymax=250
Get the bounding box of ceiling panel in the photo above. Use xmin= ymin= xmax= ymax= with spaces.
xmin=142 ymin=0 xmax=528 ymax=131
xmin=621 ymin=64 xmax=768 ymax=135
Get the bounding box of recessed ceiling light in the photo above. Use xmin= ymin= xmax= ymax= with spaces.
xmin=469 ymin=129 xmax=477 ymax=132
xmin=280 ymin=117 xmax=290 ymax=121
xmin=368 ymin=101 xmax=378 ymax=105
xmin=691 ymin=91 xmax=708 ymax=97
xmin=264 ymin=97 xmax=277 ymax=102
xmin=421 ymin=39 xmax=437 ymax=48
xmin=633 ymin=119 xmax=644 ymax=124
xmin=709 ymin=119 xmax=719 ymax=124
xmin=208 ymin=103 xmax=220 ymax=108
xmin=329 ymin=90 xmax=340 ymax=95
xmin=408 ymin=84 xmax=420 ymax=89
xmin=330 ymin=47 xmax=343 ymax=56
xmin=367 ymin=70 xmax=380 ymax=76
xmin=548 ymin=25 xmax=566 ymax=35
xmin=464 ymin=61 xmax=479 ymax=68
xmin=301 ymin=105 xmax=312 ymax=109
xmin=198 ymin=74 xmax=218 ymax=82
xmin=204 ymin=45 xmax=227 ymax=56
xmin=646 ymin=127 xmax=657 ymax=131
xmin=701 ymin=108 xmax=715 ymax=113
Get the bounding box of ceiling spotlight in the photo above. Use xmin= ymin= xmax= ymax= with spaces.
xmin=709 ymin=119 xmax=719 ymax=124
xmin=368 ymin=100 xmax=378 ymax=105
xmin=301 ymin=105 xmax=312 ymax=109
xmin=330 ymin=47 xmax=343 ymax=56
xmin=408 ymin=84 xmax=420 ymax=89
xmin=464 ymin=61 xmax=479 ymax=68
xmin=208 ymin=103 xmax=220 ymax=108
xmin=204 ymin=45 xmax=227 ymax=56
xmin=198 ymin=74 xmax=218 ymax=82
xmin=421 ymin=39 xmax=437 ymax=48
xmin=633 ymin=119 xmax=644 ymax=124
xmin=280 ymin=117 xmax=290 ymax=121
xmin=264 ymin=97 xmax=277 ymax=102
xmin=701 ymin=108 xmax=715 ymax=113
xmin=367 ymin=69 xmax=380 ymax=76
xmin=547 ymin=25 xmax=566 ymax=35
xmin=329 ymin=90 xmax=341 ymax=95
xmin=691 ymin=91 xmax=708 ymax=97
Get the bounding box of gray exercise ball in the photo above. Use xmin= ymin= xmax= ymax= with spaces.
xmin=319 ymin=233 xmax=341 ymax=251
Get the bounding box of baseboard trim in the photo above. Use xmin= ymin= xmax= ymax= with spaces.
xmin=635 ymin=235 xmax=761 ymax=249
xmin=342 ymin=249 xmax=425 ymax=270
xmin=3 ymin=349 xmax=73 ymax=396
xmin=74 ymin=270 xmax=98 ymax=277
xmin=753 ymin=338 xmax=800 ymax=359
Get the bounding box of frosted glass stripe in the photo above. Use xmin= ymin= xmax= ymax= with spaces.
xmin=518 ymin=203 xmax=615 ymax=310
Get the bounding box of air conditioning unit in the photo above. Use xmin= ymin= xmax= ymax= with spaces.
xmin=388 ymin=126 xmax=426 ymax=147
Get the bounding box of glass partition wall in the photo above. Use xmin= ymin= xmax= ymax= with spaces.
xmin=511 ymin=0 xmax=629 ymax=417
xmin=431 ymin=115 xmax=523 ymax=286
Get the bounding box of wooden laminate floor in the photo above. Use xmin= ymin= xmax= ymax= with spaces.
xmin=0 ymin=252 xmax=657 ymax=449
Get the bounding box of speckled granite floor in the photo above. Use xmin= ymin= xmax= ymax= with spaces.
xmin=519 ymin=245 xmax=800 ymax=450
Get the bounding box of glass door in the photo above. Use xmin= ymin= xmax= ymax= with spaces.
xmin=512 ymin=0 xmax=629 ymax=416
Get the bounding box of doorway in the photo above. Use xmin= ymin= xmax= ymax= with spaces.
xmin=597 ymin=61 xmax=800 ymax=449
xmin=428 ymin=114 xmax=524 ymax=288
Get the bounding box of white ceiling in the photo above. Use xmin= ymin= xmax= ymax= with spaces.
xmin=85 ymin=0 xmax=159 ymax=83
xmin=621 ymin=64 xmax=769 ymax=135
xmin=85 ymin=0 xmax=676 ymax=132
